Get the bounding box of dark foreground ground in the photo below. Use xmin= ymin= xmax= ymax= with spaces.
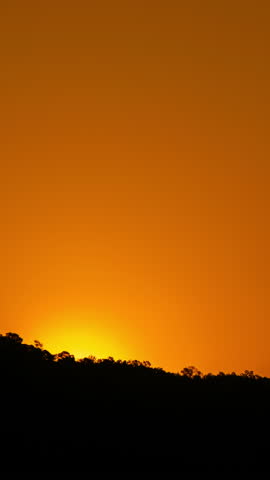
xmin=1 ymin=333 xmax=270 ymax=471
xmin=3 ymin=409 xmax=270 ymax=472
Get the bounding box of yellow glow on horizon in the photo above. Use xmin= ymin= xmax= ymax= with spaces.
xmin=38 ymin=311 xmax=131 ymax=361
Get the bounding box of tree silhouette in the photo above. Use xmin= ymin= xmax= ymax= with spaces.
xmin=180 ymin=365 xmax=202 ymax=378
xmin=33 ymin=340 xmax=43 ymax=349
xmin=55 ymin=351 xmax=75 ymax=363
xmin=4 ymin=332 xmax=23 ymax=344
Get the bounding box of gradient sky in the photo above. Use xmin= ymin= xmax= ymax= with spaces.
xmin=1 ymin=1 xmax=269 ymax=374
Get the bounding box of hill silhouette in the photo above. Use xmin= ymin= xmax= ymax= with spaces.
xmin=1 ymin=331 xmax=270 ymax=471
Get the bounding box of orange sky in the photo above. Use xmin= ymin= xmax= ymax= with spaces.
xmin=1 ymin=1 xmax=269 ymax=374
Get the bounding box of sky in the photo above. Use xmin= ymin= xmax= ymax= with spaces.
xmin=0 ymin=1 xmax=269 ymax=375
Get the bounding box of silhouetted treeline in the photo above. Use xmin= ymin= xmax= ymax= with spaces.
xmin=1 ymin=332 xmax=270 ymax=472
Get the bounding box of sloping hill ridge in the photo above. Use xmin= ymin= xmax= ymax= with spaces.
xmin=0 ymin=332 xmax=269 ymax=471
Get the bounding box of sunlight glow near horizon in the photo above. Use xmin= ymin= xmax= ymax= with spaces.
xmin=38 ymin=312 xmax=132 ymax=361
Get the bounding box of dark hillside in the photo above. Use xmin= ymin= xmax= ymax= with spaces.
xmin=0 ymin=332 xmax=269 ymax=471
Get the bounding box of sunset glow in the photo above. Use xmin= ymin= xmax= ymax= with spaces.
xmin=1 ymin=1 xmax=269 ymax=375
xmin=40 ymin=311 xmax=131 ymax=360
